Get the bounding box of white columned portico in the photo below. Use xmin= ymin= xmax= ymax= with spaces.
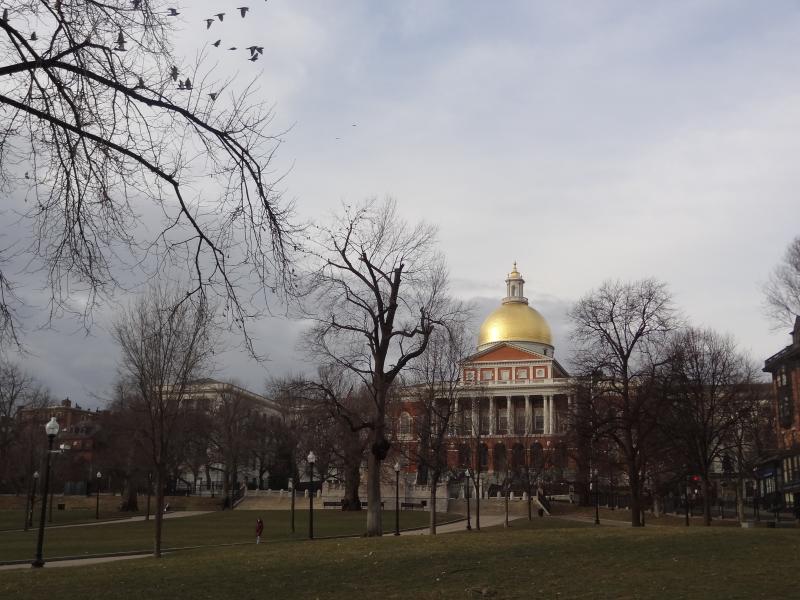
xmin=525 ymin=395 xmax=532 ymax=435
xmin=472 ymin=398 xmax=479 ymax=436
xmin=489 ymin=396 xmax=496 ymax=435
xmin=549 ymin=395 xmax=555 ymax=434
xmin=507 ymin=397 xmax=513 ymax=435
xmin=542 ymin=395 xmax=549 ymax=435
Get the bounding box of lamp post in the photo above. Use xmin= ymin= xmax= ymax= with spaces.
xmin=32 ymin=417 xmax=59 ymax=568
xmin=95 ymin=472 xmax=102 ymax=519
xmin=145 ymin=472 xmax=152 ymax=521
xmin=593 ymin=468 xmax=600 ymax=525
xmin=307 ymin=451 xmax=316 ymax=540
xmin=394 ymin=461 xmax=401 ymax=536
xmin=465 ymin=468 xmax=472 ymax=530
xmin=289 ymin=478 xmax=295 ymax=533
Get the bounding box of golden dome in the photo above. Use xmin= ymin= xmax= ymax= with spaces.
xmin=478 ymin=302 xmax=552 ymax=347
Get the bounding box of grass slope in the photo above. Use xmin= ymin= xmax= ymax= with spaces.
xmin=1 ymin=517 xmax=797 ymax=599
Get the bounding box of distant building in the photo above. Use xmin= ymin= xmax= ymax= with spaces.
xmin=762 ymin=316 xmax=800 ymax=517
xmin=394 ymin=264 xmax=576 ymax=495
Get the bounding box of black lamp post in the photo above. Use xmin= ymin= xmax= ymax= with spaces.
xmin=394 ymin=461 xmax=401 ymax=536
xmin=307 ymin=451 xmax=316 ymax=540
xmin=25 ymin=471 xmax=39 ymax=531
xmin=289 ymin=477 xmax=295 ymax=533
xmin=593 ymin=468 xmax=600 ymax=525
xmin=465 ymin=468 xmax=472 ymax=530
xmin=32 ymin=417 xmax=59 ymax=568
xmin=95 ymin=471 xmax=102 ymax=519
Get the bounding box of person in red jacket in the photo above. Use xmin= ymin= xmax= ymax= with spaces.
xmin=255 ymin=517 xmax=264 ymax=544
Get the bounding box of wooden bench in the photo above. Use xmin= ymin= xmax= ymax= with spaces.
xmin=400 ymin=501 xmax=427 ymax=510
xmin=322 ymin=501 xmax=341 ymax=509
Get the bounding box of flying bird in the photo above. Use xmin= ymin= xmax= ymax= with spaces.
xmin=167 ymin=8 xmax=179 ymax=16
xmin=215 ymin=12 xmax=225 ymax=21
xmin=228 ymin=46 xmax=237 ymax=50
xmin=212 ymin=39 xmax=221 ymax=47
xmin=170 ymin=65 xmax=178 ymax=81
xmin=247 ymin=45 xmax=263 ymax=55
xmin=248 ymin=54 xmax=258 ymax=62
xmin=237 ymin=7 xmax=249 ymax=17
xmin=204 ymin=18 xmax=214 ymax=29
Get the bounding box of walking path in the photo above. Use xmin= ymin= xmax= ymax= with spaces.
xmin=402 ymin=514 xmax=519 ymax=534
xmin=3 ymin=510 xmax=211 ymax=533
xmin=0 ymin=553 xmax=151 ymax=571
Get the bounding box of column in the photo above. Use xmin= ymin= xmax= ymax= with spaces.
xmin=507 ymin=397 xmax=514 ymax=435
xmin=525 ymin=395 xmax=532 ymax=435
xmin=544 ymin=395 xmax=551 ymax=435
xmin=489 ymin=396 xmax=496 ymax=435
xmin=471 ymin=398 xmax=479 ymax=437
xmin=549 ymin=396 xmax=555 ymax=434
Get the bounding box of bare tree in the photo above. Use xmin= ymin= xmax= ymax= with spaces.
xmin=302 ymin=199 xmax=453 ymax=536
xmin=660 ymin=328 xmax=759 ymax=526
xmin=765 ymin=236 xmax=800 ymax=328
xmin=112 ymin=285 xmax=215 ymax=557
xmin=405 ymin=318 xmax=470 ymax=534
xmin=568 ymin=278 xmax=678 ymax=527
xmin=0 ymin=1 xmax=296 ymax=348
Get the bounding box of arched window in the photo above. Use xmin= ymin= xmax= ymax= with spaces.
xmin=479 ymin=443 xmax=489 ymax=469
xmin=512 ymin=443 xmax=525 ymax=470
xmin=493 ymin=443 xmax=507 ymax=473
xmin=458 ymin=444 xmax=471 ymax=468
xmin=530 ymin=442 xmax=544 ymax=470
xmin=399 ymin=412 xmax=412 ymax=436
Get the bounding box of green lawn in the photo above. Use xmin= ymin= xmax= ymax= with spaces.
xmin=0 ymin=510 xmax=458 ymax=562
xmin=0 ymin=509 xmax=144 ymax=532
xmin=1 ymin=518 xmax=798 ymax=599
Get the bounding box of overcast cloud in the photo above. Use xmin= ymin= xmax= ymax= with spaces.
xmin=5 ymin=1 xmax=800 ymax=405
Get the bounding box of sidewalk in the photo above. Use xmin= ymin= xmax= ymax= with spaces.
xmin=402 ymin=514 xmax=519 ymax=534
xmin=4 ymin=510 xmax=211 ymax=533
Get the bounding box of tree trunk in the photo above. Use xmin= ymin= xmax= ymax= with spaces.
xmin=628 ymin=461 xmax=642 ymax=527
xmin=153 ymin=467 xmax=165 ymax=558
xmin=429 ymin=474 xmax=438 ymax=535
xmin=120 ymin=476 xmax=139 ymax=511
xmin=365 ymin=448 xmax=383 ymax=536
xmin=342 ymin=454 xmax=362 ymax=511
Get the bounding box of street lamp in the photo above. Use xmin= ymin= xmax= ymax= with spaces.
xmin=95 ymin=472 xmax=102 ymax=519
xmin=593 ymin=468 xmax=600 ymax=525
xmin=289 ymin=478 xmax=295 ymax=533
xmin=32 ymin=417 xmax=59 ymax=568
xmin=465 ymin=468 xmax=472 ymax=531
xmin=307 ymin=451 xmax=316 ymax=540
xmin=394 ymin=461 xmax=401 ymax=536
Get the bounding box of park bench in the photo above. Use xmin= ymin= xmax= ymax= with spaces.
xmin=400 ymin=501 xmax=427 ymax=510
xmin=322 ymin=501 xmax=341 ymax=509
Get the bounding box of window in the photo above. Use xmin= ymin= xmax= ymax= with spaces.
xmin=516 ymin=368 xmax=528 ymax=380
xmin=499 ymin=369 xmax=511 ymax=381
xmin=481 ymin=370 xmax=494 ymax=381
xmin=465 ymin=370 xmax=475 ymax=381
xmin=535 ymin=368 xmax=546 ymax=378
xmin=399 ymin=412 xmax=412 ymax=436
xmin=534 ymin=414 xmax=544 ymax=433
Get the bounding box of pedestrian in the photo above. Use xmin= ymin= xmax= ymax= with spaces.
xmin=255 ymin=517 xmax=264 ymax=544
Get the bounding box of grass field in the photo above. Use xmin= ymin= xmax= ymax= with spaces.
xmin=0 ymin=510 xmax=458 ymax=562
xmin=1 ymin=515 xmax=798 ymax=599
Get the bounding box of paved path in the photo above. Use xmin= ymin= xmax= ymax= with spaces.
xmin=4 ymin=511 xmax=211 ymax=533
xmin=402 ymin=514 xmax=520 ymax=534
xmin=0 ymin=553 xmax=152 ymax=571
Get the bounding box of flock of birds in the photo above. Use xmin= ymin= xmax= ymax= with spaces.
xmin=1 ymin=2 xmax=268 ymax=98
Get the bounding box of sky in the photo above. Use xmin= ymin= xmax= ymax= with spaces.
xmin=5 ymin=0 xmax=800 ymax=406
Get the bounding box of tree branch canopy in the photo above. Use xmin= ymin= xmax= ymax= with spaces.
xmin=0 ymin=1 xmax=297 ymax=350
